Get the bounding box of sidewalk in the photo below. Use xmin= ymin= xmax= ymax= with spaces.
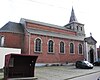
xmin=35 ymin=65 xmax=100 ymax=80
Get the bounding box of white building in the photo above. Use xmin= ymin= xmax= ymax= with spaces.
xmin=84 ymin=35 xmax=98 ymax=63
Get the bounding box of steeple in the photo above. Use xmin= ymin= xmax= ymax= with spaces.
xmin=64 ymin=7 xmax=85 ymax=37
xmin=69 ymin=7 xmax=78 ymax=23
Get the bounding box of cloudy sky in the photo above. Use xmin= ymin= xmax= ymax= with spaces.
xmin=0 ymin=0 xmax=100 ymax=47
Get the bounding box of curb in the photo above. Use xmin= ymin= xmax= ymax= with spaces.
xmin=64 ymin=70 xmax=100 ymax=80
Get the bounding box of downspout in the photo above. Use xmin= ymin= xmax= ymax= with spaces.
xmin=24 ymin=26 xmax=31 ymax=55
xmin=24 ymin=28 xmax=31 ymax=55
xmin=20 ymin=19 xmax=31 ymax=55
xmin=28 ymin=33 xmax=31 ymax=55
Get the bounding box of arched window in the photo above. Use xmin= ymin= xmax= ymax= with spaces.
xmin=48 ymin=40 xmax=54 ymax=53
xmin=60 ymin=41 xmax=64 ymax=53
xmin=79 ymin=44 xmax=82 ymax=54
xmin=70 ymin=43 xmax=74 ymax=53
xmin=35 ymin=38 xmax=41 ymax=52
xmin=0 ymin=36 xmax=4 ymax=47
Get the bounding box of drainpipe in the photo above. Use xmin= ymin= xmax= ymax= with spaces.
xmin=21 ymin=19 xmax=31 ymax=55
xmin=28 ymin=33 xmax=31 ymax=55
xmin=24 ymin=29 xmax=31 ymax=55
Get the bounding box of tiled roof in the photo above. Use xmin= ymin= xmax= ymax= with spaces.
xmin=0 ymin=21 xmax=24 ymax=34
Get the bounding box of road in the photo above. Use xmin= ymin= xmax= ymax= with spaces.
xmin=35 ymin=66 xmax=100 ymax=80
xmin=69 ymin=72 xmax=100 ymax=80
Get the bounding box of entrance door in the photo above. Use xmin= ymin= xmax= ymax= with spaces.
xmin=89 ymin=48 xmax=94 ymax=63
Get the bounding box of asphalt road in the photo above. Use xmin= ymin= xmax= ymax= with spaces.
xmin=69 ymin=72 xmax=100 ymax=80
xmin=0 ymin=65 xmax=100 ymax=80
xmin=35 ymin=65 xmax=100 ymax=80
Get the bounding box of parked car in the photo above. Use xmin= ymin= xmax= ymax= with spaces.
xmin=75 ymin=61 xmax=93 ymax=69
xmin=93 ymin=60 xmax=100 ymax=66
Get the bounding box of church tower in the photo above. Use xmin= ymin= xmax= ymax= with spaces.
xmin=64 ymin=7 xmax=85 ymax=37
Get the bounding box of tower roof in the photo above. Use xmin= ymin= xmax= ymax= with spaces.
xmin=69 ymin=7 xmax=78 ymax=23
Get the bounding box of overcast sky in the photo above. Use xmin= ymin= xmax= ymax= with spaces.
xmin=0 ymin=0 xmax=100 ymax=47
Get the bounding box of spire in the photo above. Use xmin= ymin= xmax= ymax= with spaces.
xmin=69 ymin=7 xmax=78 ymax=23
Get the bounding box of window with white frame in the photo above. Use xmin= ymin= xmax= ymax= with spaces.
xmin=60 ymin=41 xmax=64 ymax=53
xmin=48 ymin=40 xmax=54 ymax=53
xmin=35 ymin=38 xmax=42 ymax=52
xmin=79 ymin=44 xmax=83 ymax=54
xmin=70 ymin=43 xmax=74 ymax=53
xmin=0 ymin=36 xmax=4 ymax=47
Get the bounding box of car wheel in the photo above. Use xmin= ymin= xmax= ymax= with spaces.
xmin=76 ymin=64 xmax=79 ymax=68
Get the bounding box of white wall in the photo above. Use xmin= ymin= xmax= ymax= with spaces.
xmin=0 ymin=47 xmax=21 ymax=68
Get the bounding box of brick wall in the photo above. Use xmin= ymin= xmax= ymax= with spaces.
xmin=25 ymin=34 xmax=84 ymax=63
xmin=0 ymin=32 xmax=24 ymax=52
xmin=26 ymin=23 xmax=77 ymax=36
xmin=21 ymin=22 xmax=84 ymax=63
xmin=0 ymin=22 xmax=84 ymax=63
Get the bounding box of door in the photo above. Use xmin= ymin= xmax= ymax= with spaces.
xmin=89 ymin=48 xmax=94 ymax=63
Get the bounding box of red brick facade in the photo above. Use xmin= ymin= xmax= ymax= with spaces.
xmin=26 ymin=22 xmax=77 ymax=36
xmin=0 ymin=8 xmax=86 ymax=63
xmin=0 ymin=32 xmax=24 ymax=49
xmin=22 ymin=22 xmax=84 ymax=63
xmin=0 ymin=21 xmax=85 ymax=63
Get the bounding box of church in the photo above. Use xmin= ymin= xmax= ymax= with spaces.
xmin=0 ymin=8 xmax=98 ymax=64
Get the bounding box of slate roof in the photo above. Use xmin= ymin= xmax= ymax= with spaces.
xmin=0 ymin=21 xmax=24 ymax=34
xmin=20 ymin=18 xmax=62 ymax=28
xmin=27 ymin=28 xmax=85 ymax=41
xmin=20 ymin=18 xmax=75 ymax=32
xmin=0 ymin=18 xmax=85 ymax=41
xmin=69 ymin=7 xmax=78 ymax=23
xmin=19 ymin=18 xmax=85 ymax=41
xmin=64 ymin=7 xmax=84 ymax=27
xmin=84 ymin=36 xmax=97 ymax=45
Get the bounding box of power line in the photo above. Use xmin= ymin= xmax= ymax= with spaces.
xmin=27 ymin=0 xmax=67 ymax=9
